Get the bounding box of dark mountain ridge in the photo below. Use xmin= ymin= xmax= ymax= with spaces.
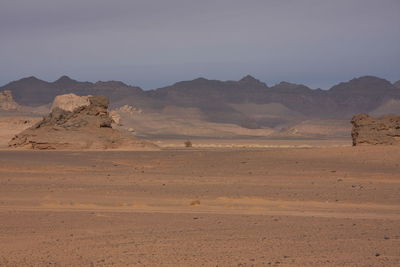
xmin=1 ymin=75 xmax=399 ymax=128
xmin=1 ymin=75 xmax=146 ymax=106
xmin=393 ymin=80 xmax=400 ymax=89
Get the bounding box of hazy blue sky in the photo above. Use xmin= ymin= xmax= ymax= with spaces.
xmin=1 ymin=0 xmax=399 ymax=89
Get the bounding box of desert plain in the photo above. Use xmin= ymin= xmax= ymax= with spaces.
xmin=2 ymin=0 xmax=400 ymax=265
xmin=0 ymin=140 xmax=399 ymax=266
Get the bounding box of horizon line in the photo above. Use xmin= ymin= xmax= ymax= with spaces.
xmin=1 ymin=74 xmax=398 ymax=91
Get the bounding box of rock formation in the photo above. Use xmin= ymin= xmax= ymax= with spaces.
xmin=110 ymin=105 xmax=143 ymax=126
xmin=9 ymin=94 xmax=158 ymax=150
xmin=117 ymin=104 xmax=143 ymax=115
xmin=351 ymin=114 xmax=400 ymax=146
xmin=51 ymin=93 xmax=90 ymax=112
xmin=0 ymin=90 xmax=20 ymax=111
xmin=109 ymin=110 xmax=122 ymax=125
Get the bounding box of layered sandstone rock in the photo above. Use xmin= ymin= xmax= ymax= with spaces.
xmin=9 ymin=94 xmax=158 ymax=150
xmin=351 ymin=114 xmax=400 ymax=146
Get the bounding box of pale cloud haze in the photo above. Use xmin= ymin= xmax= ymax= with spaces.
xmin=1 ymin=0 xmax=399 ymax=89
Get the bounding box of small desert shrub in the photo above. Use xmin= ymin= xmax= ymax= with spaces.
xmin=184 ymin=140 xmax=192 ymax=148
xmin=190 ymin=200 xmax=201 ymax=206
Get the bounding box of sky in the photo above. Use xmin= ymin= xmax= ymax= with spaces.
xmin=1 ymin=0 xmax=399 ymax=89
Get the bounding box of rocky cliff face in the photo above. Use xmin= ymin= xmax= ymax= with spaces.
xmin=9 ymin=94 xmax=157 ymax=150
xmin=351 ymin=114 xmax=400 ymax=146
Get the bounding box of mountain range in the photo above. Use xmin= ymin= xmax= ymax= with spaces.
xmin=1 ymin=75 xmax=399 ymax=130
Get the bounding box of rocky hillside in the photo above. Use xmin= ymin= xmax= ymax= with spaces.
xmin=1 ymin=75 xmax=399 ymax=130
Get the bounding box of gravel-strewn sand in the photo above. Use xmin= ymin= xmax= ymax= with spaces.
xmin=0 ymin=146 xmax=399 ymax=266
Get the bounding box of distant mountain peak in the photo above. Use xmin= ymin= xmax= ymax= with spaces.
xmin=172 ymin=77 xmax=210 ymax=87
xmin=238 ymin=75 xmax=268 ymax=88
xmin=355 ymin=75 xmax=382 ymax=79
xmin=349 ymin=75 xmax=389 ymax=83
xmin=21 ymin=76 xmax=42 ymax=82
xmin=55 ymin=75 xmax=76 ymax=83
xmin=53 ymin=75 xmax=80 ymax=89
xmin=239 ymin=75 xmax=259 ymax=83
xmin=272 ymin=81 xmax=311 ymax=92
xmin=192 ymin=77 xmax=209 ymax=82
xmin=330 ymin=75 xmax=393 ymax=93
xmin=275 ymin=81 xmax=304 ymax=88
xmin=277 ymin=81 xmax=297 ymax=87
xmin=94 ymin=80 xmax=128 ymax=87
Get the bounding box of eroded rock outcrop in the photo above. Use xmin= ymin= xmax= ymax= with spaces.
xmin=9 ymin=94 xmax=158 ymax=150
xmin=51 ymin=93 xmax=90 ymax=112
xmin=0 ymin=90 xmax=20 ymax=111
xmin=351 ymin=114 xmax=400 ymax=146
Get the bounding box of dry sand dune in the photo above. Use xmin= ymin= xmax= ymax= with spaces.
xmin=0 ymin=146 xmax=399 ymax=266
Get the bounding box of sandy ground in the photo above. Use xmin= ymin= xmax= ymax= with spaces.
xmin=152 ymin=138 xmax=351 ymax=149
xmin=0 ymin=146 xmax=399 ymax=266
